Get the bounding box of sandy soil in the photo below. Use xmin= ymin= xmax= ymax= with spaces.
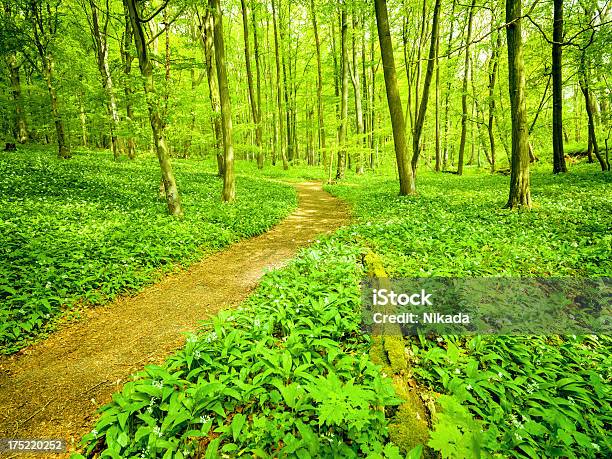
xmin=0 ymin=182 xmax=349 ymax=457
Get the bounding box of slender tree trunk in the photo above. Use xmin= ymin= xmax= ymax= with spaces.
xmin=412 ymin=0 xmax=441 ymax=175
xmin=251 ymin=2 xmax=264 ymax=169
xmin=552 ymin=0 xmax=567 ymax=173
xmin=350 ymin=14 xmax=364 ymax=174
xmin=434 ymin=31 xmax=441 ymax=172
xmin=7 ymin=53 xmax=28 ymax=143
xmin=90 ymin=0 xmax=121 ymax=160
xmin=505 ymin=0 xmax=531 ymax=209
xmin=121 ymin=8 xmax=136 ymax=159
xmin=336 ymin=7 xmax=349 ymax=179
xmin=43 ymin=58 xmax=70 ymax=158
xmin=271 ymin=0 xmax=288 ymax=169
xmin=78 ymin=85 xmax=88 ymax=146
xmin=579 ymin=72 xmax=606 ymax=171
xmin=458 ymin=0 xmax=476 ymax=175
xmin=374 ymin=0 xmax=415 ymax=195
xmin=310 ymin=0 xmax=327 ymax=171
xmin=487 ymin=23 xmax=501 ymax=173
xmin=124 ymin=0 xmax=182 ymax=215
xmin=442 ymin=0 xmax=457 ymax=170
xmin=210 ymin=0 xmax=236 ymax=201
xmin=240 ymin=0 xmax=262 ymax=169
xmin=198 ymin=7 xmax=224 ymax=176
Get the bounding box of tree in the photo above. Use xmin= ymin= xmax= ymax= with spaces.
xmin=196 ymin=6 xmax=223 ymax=176
xmin=552 ymin=0 xmax=567 ymax=173
xmin=335 ymin=5 xmax=348 ymax=180
xmin=412 ymin=0 xmax=441 ymax=176
xmin=505 ymin=0 xmax=531 ymax=209
xmin=271 ymin=0 xmax=288 ymax=170
xmin=27 ymin=0 xmax=71 ymax=158
xmin=210 ymin=0 xmax=236 ymax=202
xmin=374 ymin=0 xmax=415 ymax=195
xmin=240 ymin=0 xmax=262 ymax=169
xmin=85 ymin=0 xmax=122 ymax=160
xmin=124 ymin=0 xmax=183 ymax=216
xmin=457 ymin=0 xmax=476 ymax=175
xmin=309 ymin=0 xmax=327 ymax=172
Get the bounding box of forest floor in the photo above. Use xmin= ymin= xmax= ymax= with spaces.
xmin=0 ymin=181 xmax=349 ymax=458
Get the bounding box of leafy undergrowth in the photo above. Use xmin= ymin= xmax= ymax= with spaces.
xmin=0 ymin=149 xmax=297 ymax=354
xmin=78 ymin=240 xmax=402 ymax=459
xmin=327 ymin=164 xmax=611 ymax=277
xmin=327 ymin=165 xmax=612 ymax=458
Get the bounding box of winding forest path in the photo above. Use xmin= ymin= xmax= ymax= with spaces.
xmin=0 ymin=182 xmax=349 ymax=457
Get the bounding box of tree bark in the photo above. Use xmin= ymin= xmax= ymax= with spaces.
xmin=121 ymin=6 xmax=136 ymax=159
xmin=251 ymin=2 xmax=264 ymax=169
xmin=210 ymin=0 xmax=236 ymax=201
xmin=124 ymin=0 xmax=183 ymax=215
xmin=374 ymin=0 xmax=415 ymax=195
xmin=197 ymin=7 xmax=224 ymax=176
xmin=458 ymin=0 xmax=476 ymax=175
xmin=505 ymin=0 xmax=531 ymax=209
xmin=350 ymin=14 xmax=364 ymax=175
xmin=412 ymin=0 xmax=441 ymax=175
xmin=240 ymin=0 xmax=262 ymax=169
xmin=90 ymin=0 xmax=121 ymax=160
xmin=336 ymin=7 xmax=349 ymax=179
xmin=579 ymin=72 xmax=606 ymax=171
xmin=487 ymin=23 xmax=501 ymax=173
xmin=7 ymin=53 xmax=28 ymax=143
xmin=310 ymin=0 xmax=327 ymax=171
xmin=271 ymin=0 xmax=288 ymax=169
xmin=552 ymin=0 xmax=567 ymax=173
xmin=434 ymin=31 xmax=441 ymax=172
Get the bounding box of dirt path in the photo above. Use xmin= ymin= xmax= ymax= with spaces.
xmin=0 ymin=182 xmax=349 ymax=457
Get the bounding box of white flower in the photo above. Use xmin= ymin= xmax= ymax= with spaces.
xmin=153 ymin=426 xmax=162 ymax=437
xmin=186 ymin=334 xmax=198 ymax=344
xmin=194 ymin=351 xmax=201 ymax=359
xmin=205 ymin=332 xmax=218 ymax=343
xmin=199 ymin=415 xmax=211 ymax=424
xmin=454 ymin=368 xmax=461 ymax=374
xmin=152 ymin=380 xmax=163 ymax=389
xmin=253 ymin=319 xmax=261 ymax=328
xmin=466 ymin=384 xmax=473 ymax=391
xmin=436 ymin=337 xmax=443 ymax=342
xmin=514 ymin=433 xmax=523 ymax=441
xmin=498 ymin=372 xmax=503 ymax=378
xmin=91 ymin=429 xmax=98 ymax=437
xmin=591 ymin=443 xmax=600 ymax=451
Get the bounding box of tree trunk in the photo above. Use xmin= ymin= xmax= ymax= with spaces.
xmin=487 ymin=23 xmax=501 ymax=173
xmin=458 ymin=0 xmax=476 ymax=175
xmin=412 ymin=0 xmax=441 ymax=174
xmin=434 ymin=31 xmax=441 ymax=172
xmin=374 ymin=0 xmax=415 ymax=195
xmin=197 ymin=7 xmax=224 ymax=176
xmin=336 ymin=7 xmax=349 ymax=179
xmin=121 ymin=11 xmax=136 ymax=159
xmin=505 ymin=0 xmax=531 ymax=209
xmin=43 ymin=58 xmax=71 ymax=159
xmin=124 ymin=0 xmax=183 ymax=215
xmin=271 ymin=0 xmax=288 ymax=170
xmin=90 ymin=0 xmax=121 ymax=160
xmin=210 ymin=0 xmax=236 ymax=201
xmin=579 ymin=75 xmax=606 ymax=171
xmin=78 ymin=85 xmax=88 ymax=146
xmin=442 ymin=0 xmax=457 ymax=170
xmin=240 ymin=0 xmax=262 ymax=169
xmin=251 ymin=2 xmax=264 ymax=169
xmin=350 ymin=14 xmax=364 ymax=175
xmin=310 ymin=0 xmax=327 ymax=172
xmin=7 ymin=53 xmax=28 ymax=143
xmin=552 ymin=0 xmax=567 ymax=173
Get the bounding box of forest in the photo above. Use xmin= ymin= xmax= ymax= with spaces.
xmin=0 ymin=0 xmax=611 ymax=458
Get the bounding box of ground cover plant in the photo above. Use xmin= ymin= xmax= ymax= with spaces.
xmin=326 ymin=165 xmax=611 ymax=458
xmin=78 ymin=240 xmax=403 ymax=459
xmin=0 ymin=149 xmax=297 ymax=354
